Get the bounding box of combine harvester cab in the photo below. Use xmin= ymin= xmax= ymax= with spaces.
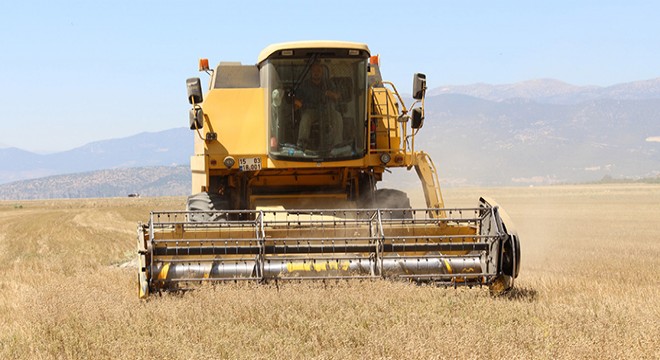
xmin=137 ymin=41 xmax=520 ymax=298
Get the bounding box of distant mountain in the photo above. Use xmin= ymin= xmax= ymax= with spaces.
xmin=0 ymin=147 xmax=47 ymax=183
xmin=0 ymin=128 xmax=191 ymax=184
xmin=1 ymin=78 xmax=659 ymax=198
xmin=416 ymin=94 xmax=660 ymax=186
xmin=428 ymin=78 xmax=660 ymax=104
xmin=0 ymin=166 xmax=189 ymax=200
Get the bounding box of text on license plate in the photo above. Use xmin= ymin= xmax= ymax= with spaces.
xmin=238 ymin=157 xmax=262 ymax=171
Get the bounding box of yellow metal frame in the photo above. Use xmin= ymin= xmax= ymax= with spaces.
xmin=189 ymin=40 xmax=445 ymax=215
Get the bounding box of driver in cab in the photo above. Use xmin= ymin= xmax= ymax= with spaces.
xmin=295 ymin=62 xmax=343 ymax=150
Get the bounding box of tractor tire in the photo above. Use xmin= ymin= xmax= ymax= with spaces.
xmin=374 ymin=189 xmax=413 ymax=220
xmin=186 ymin=192 xmax=228 ymax=222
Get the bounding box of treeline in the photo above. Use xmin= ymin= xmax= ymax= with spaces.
xmin=594 ymin=175 xmax=660 ymax=184
xmin=0 ymin=166 xmax=190 ymax=200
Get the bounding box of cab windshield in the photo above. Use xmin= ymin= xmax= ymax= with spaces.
xmin=265 ymin=56 xmax=367 ymax=161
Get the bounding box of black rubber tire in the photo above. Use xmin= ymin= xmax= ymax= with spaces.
xmin=501 ymin=233 xmax=521 ymax=279
xmin=374 ymin=189 xmax=413 ymax=219
xmin=186 ymin=192 xmax=228 ymax=222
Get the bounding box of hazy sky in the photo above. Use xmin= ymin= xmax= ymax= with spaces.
xmin=1 ymin=1 xmax=658 ymax=152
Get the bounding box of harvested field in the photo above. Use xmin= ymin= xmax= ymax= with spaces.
xmin=1 ymin=185 xmax=659 ymax=359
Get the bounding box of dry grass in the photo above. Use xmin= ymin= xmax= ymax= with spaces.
xmin=1 ymin=185 xmax=659 ymax=359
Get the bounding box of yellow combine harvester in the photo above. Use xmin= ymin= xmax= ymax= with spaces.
xmin=137 ymin=41 xmax=520 ymax=298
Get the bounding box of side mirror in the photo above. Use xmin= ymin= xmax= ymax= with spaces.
xmin=412 ymin=73 xmax=426 ymax=100
xmin=411 ymin=107 xmax=424 ymax=129
xmin=186 ymin=78 xmax=203 ymax=104
xmin=189 ymin=107 xmax=204 ymax=130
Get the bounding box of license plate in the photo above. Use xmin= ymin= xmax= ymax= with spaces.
xmin=238 ymin=157 xmax=262 ymax=171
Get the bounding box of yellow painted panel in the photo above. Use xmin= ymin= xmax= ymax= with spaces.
xmin=258 ymin=41 xmax=369 ymax=64
xmin=190 ymin=155 xmax=208 ymax=194
xmin=286 ymin=261 xmax=351 ymax=273
xmin=203 ymin=88 xmax=267 ymax=156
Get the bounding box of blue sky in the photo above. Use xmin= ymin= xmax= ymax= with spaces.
xmin=1 ymin=0 xmax=658 ymax=152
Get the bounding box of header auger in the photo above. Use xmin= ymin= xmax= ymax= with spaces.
xmin=137 ymin=41 xmax=520 ymax=298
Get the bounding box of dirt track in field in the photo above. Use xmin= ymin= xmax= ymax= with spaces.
xmin=1 ymin=186 xmax=658 ymax=359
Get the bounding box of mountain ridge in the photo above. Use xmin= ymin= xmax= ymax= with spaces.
xmin=0 ymin=127 xmax=192 ymax=184
xmin=1 ymin=77 xmax=659 ymax=198
xmin=428 ymin=77 xmax=660 ymax=104
xmin=0 ymin=166 xmax=190 ymax=200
